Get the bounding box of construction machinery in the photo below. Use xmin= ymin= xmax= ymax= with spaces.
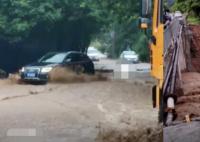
xmin=140 ymin=0 xmax=182 ymax=124
xmin=140 ymin=0 xmax=164 ymax=122
xmin=140 ymin=1 xmax=200 ymax=141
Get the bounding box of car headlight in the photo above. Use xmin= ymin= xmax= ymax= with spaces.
xmin=41 ymin=67 xmax=53 ymax=73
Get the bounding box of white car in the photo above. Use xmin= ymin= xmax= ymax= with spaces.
xmin=87 ymin=47 xmax=107 ymax=61
xmin=174 ymin=11 xmax=184 ymax=21
xmin=174 ymin=11 xmax=182 ymax=17
xmin=120 ymin=51 xmax=139 ymax=63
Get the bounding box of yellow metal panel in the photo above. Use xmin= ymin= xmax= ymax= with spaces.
xmin=151 ymin=0 xmax=164 ymax=109
xmin=151 ymin=24 xmax=164 ymax=80
xmin=151 ymin=0 xmax=164 ymax=81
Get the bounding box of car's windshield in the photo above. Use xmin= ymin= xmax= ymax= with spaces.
xmin=88 ymin=50 xmax=96 ymax=54
xmin=123 ymin=51 xmax=136 ymax=55
xmin=39 ymin=53 xmax=68 ymax=64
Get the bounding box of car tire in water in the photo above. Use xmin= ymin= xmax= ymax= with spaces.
xmin=84 ymin=62 xmax=95 ymax=75
xmin=74 ymin=65 xmax=85 ymax=75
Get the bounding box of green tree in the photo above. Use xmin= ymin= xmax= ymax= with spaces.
xmin=0 ymin=0 xmax=107 ymax=54
xmin=89 ymin=0 xmax=149 ymax=60
xmin=0 ymin=0 xmax=149 ymax=73
xmin=173 ymin=0 xmax=200 ymax=24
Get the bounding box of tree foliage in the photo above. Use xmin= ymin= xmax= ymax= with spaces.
xmin=0 ymin=0 xmax=149 ymax=72
xmin=0 ymin=0 xmax=147 ymax=56
xmin=173 ymin=0 xmax=200 ymax=16
xmin=0 ymin=0 xmax=101 ymax=43
xmin=89 ymin=0 xmax=148 ymax=60
xmin=173 ymin=0 xmax=200 ymax=23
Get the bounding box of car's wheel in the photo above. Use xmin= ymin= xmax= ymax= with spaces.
xmin=74 ymin=65 xmax=85 ymax=75
xmin=84 ymin=62 xmax=95 ymax=75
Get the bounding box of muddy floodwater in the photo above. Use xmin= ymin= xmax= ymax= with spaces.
xmin=0 ymin=71 xmax=161 ymax=142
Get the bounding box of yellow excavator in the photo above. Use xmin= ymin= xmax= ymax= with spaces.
xmin=140 ymin=0 xmax=164 ymax=122
xmin=140 ymin=0 xmax=177 ymax=124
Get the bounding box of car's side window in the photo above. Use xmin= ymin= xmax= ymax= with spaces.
xmin=65 ymin=53 xmax=79 ymax=62
xmin=64 ymin=54 xmax=74 ymax=63
xmin=64 ymin=53 xmax=88 ymax=64
xmin=72 ymin=53 xmax=80 ymax=62
xmin=65 ymin=57 xmax=72 ymax=63
xmin=75 ymin=53 xmax=87 ymax=62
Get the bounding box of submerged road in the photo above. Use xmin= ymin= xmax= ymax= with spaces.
xmin=0 ymin=79 xmax=158 ymax=141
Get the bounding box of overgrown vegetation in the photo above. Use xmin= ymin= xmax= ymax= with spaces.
xmin=0 ymin=0 xmax=100 ymax=49
xmin=89 ymin=1 xmax=149 ymax=60
xmin=0 ymin=0 xmax=149 ymax=72
xmin=172 ymin=0 xmax=200 ymax=24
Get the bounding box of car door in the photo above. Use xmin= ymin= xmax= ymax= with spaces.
xmin=63 ymin=53 xmax=84 ymax=74
xmin=63 ymin=53 xmax=76 ymax=70
xmin=80 ymin=54 xmax=95 ymax=74
xmin=73 ymin=53 xmax=86 ymax=74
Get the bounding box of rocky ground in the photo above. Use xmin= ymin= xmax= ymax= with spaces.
xmin=175 ymin=25 xmax=200 ymax=121
xmin=190 ymin=25 xmax=200 ymax=72
xmin=176 ymin=72 xmax=200 ymax=120
xmin=164 ymin=25 xmax=200 ymax=142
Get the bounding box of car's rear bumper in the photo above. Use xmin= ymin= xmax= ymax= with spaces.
xmin=121 ymin=58 xmax=139 ymax=63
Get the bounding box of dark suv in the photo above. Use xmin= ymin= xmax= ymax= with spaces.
xmin=20 ymin=51 xmax=95 ymax=82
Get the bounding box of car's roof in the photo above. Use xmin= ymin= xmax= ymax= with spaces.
xmin=47 ymin=51 xmax=84 ymax=55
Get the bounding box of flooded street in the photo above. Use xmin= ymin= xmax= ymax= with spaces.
xmin=0 ymin=65 xmax=161 ymax=142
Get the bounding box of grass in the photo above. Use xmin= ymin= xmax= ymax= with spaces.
xmin=187 ymin=16 xmax=200 ymax=25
